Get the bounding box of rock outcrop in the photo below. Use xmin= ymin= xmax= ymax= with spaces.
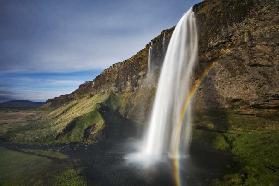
xmin=193 ymin=0 xmax=279 ymax=113
xmin=46 ymin=29 xmax=173 ymax=109
xmin=47 ymin=0 xmax=279 ymax=121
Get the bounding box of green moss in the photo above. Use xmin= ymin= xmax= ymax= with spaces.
xmin=102 ymin=93 xmax=125 ymax=111
xmin=53 ymin=169 xmax=87 ymax=186
xmin=5 ymin=93 xmax=132 ymax=144
xmin=192 ymin=130 xmax=231 ymax=151
xmin=193 ymin=112 xmax=279 ymax=186
xmin=8 ymin=94 xmax=109 ymax=144
xmin=57 ymin=109 xmax=104 ymax=143
xmin=0 ymin=147 xmax=87 ymax=186
xmin=213 ymin=131 xmax=279 ymax=186
xmin=192 ymin=129 xmax=219 ymax=145
xmin=214 ymin=134 xmax=231 ymax=151
xmin=0 ymin=147 xmax=54 ymax=185
xmin=232 ymin=131 xmax=279 ymax=185
xmin=22 ymin=149 xmax=68 ymax=160
xmin=213 ymin=173 xmax=246 ymax=186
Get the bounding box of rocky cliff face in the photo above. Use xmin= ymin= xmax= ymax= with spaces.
xmin=46 ymin=28 xmax=173 ymax=109
xmin=33 ymin=2 xmax=279 ymax=184
xmin=193 ymin=0 xmax=279 ymax=114
xmin=47 ymin=0 xmax=279 ymax=121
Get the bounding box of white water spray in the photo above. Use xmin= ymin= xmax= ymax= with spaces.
xmin=128 ymin=8 xmax=198 ymax=165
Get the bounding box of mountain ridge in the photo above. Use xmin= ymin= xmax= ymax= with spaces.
xmin=47 ymin=0 xmax=279 ymax=117
xmin=46 ymin=27 xmax=174 ymax=108
xmin=0 ymin=100 xmax=44 ymax=108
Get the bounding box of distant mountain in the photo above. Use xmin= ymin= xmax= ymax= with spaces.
xmin=0 ymin=100 xmax=44 ymax=108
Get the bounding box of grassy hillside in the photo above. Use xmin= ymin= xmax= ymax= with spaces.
xmin=4 ymin=92 xmax=138 ymax=144
xmin=6 ymin=93 xmax=109 ymax=144
xmin=192 ymin=112 xmax=279 ymax=186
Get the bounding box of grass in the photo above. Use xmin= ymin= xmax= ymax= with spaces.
xmin=57 ymin=109 xmax=104 ymax=143
xmin=52 ymin=93 xmax=138 ymax=144
xmin=0 ymin=147 xmax=54 ymax=185
xmin=53 ymin=168 xmax=87 ymax=186
xmin=8 ymin=93 xmax=109 ymax=144
xmin=0 ymin=147 xmax=87 ymax=186
xmin=22 ymin=149 xmax=68 ymax=160
xmin=229 ymin=131 xmax=279 ymax=185
xmin=102 ymin=93 xmax=125 ymax=112
xmin=212 ymin=131 xmax=279 ymax=186
xmin=4 ymin=93 xmax=132 ymax=144
xmin=1 ymin=87 xmax=155 ymax=145
xmin=0 ymin=108 xmax=43 ymax=137
xmin=2 ymin=93 xmax=278 ymax=186
xmin=193 ymin=111 xmax=279 ymax=186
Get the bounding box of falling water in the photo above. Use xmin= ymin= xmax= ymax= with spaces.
xmin=128 ymin=8 xmax=198 ymax=165
xmin=124 ymin=8 xmax=199 ymax=186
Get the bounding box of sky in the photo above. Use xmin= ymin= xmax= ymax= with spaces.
xmin=0 ymin=0 xmax=200 ymax=102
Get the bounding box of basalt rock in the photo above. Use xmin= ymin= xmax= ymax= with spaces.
xmin=193 ymin=0 xmax=279 ymax=113
xmin=46 ymin=29 xmax=172 ymax=109
xmin=47 ymin=0 xmax=279 ymax=121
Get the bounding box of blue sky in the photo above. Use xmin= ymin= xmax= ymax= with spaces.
xmin=0 ymin=0 xmax=200 ymax=102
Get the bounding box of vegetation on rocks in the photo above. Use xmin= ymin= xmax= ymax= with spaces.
xmin=5 ymin=94 xmax=109 ymax=144
xmin=193 ymin=112 xmax=279 ymax=186
xmin=0 ymin=0 xmax=278 ymax=185
xmin=53 ymin=169 xmax=87 ymax=186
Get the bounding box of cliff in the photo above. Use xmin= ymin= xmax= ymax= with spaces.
xmin=46 ymin=0 xmax=278 ymax=122
xmin=193 ymin=0 xmax=279 ymax=114
xmin=47 ymin=0 xmax=278 ymax=121
xmin=8 ymin=1 xmax=278 ymax=185
xmin=46 ymin=28 xmax=173 ymax=108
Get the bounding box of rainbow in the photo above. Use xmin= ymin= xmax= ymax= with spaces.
xmin=172 ymin=62 xmax=215 ymax=186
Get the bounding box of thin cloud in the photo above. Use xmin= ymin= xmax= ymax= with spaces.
xmin=0 ymin=0 xmax=200 ymax=72
xmin=0 ymin=0 xmax=201 ymax=101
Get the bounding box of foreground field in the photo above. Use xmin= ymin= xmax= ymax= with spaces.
xmin=0 ymin=107 xmax=278 ymax=186
xmin=0 ymin=146 xmax=86 ymax=186
xmin=193 ymin=111 xmax=279 ymax=186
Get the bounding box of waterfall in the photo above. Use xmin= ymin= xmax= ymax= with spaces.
xmin=127 ymin=8 xmax=198 ymax=165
